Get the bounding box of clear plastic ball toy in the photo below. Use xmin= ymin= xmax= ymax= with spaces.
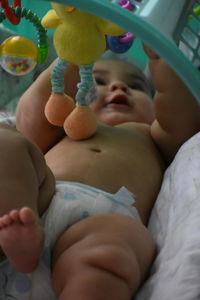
xmin=0 ymin=36 xmax=37 ymax=75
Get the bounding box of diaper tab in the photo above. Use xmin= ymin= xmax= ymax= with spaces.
xmin=114 ymin=186 xmax=135 ymax=206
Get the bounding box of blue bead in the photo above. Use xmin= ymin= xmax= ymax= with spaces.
xmin=107 ymin=35 xmax=133 ymax=53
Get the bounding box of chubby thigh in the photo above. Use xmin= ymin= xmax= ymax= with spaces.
xmin=0 ymin=125 xmax=54 ymax=216
xmin=51 ymin=214 xmax=155 ymax=300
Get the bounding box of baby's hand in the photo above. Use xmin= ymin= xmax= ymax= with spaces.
xmin=144 ymin=44 xmax=200 ymax=162
xmin=143 ymin=44 xmax=182 ymax=94
xmin=143 ymin=44 xmax=159 ymax=60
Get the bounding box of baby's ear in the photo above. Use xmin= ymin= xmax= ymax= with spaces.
xmin=41 ymin=9 xmax=62 ymax=29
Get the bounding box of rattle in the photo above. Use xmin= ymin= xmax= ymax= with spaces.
xmin=0 ymin=0 xmax=48 ymax=75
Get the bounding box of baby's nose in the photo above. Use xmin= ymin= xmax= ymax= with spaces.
xmin=109 ymin=81 xmax=128 ymax=92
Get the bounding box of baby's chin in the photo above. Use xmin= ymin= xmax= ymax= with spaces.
xmin=97 ymin=112 xmax=137 ymax=126
xmin=98 ymin=112 xmax=155 ymax=126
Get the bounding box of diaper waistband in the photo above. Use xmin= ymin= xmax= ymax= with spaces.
xmin=56 ymin=181 xmax=136 ymax=209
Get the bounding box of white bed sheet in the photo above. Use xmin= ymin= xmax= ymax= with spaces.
xmin=136 ymin=131 xmax=200 ymax=300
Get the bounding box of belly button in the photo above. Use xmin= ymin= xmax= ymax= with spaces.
xmin=90 ymin=147 xmax=101 ymax=153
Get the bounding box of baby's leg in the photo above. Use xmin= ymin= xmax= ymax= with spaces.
xmin=0 ymin=125 xmax=54 ymax=215
xmin=52 ymin=214 xmax=155 ymax=300
xmin=0 ymin=207 xmax=43 ymax=273
xmin=0 ymin=125 xmax=55 ymax=271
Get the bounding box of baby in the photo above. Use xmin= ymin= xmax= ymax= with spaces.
xmin=0 ymin=45 xmax=199 ymax=299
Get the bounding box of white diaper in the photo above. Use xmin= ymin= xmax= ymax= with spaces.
xmin=0 ymin=181 xmax=140 ymax=299
xmin=43 ymin=181 xmax=141 ymax=248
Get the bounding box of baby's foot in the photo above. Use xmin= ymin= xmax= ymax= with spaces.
xmin=0 ymin=207 xmax=43 ymax=273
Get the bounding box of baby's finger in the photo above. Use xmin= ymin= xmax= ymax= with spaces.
xmin=142 ymin=43 xmax=159 ymax=59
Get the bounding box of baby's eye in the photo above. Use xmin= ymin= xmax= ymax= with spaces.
xmin=128 ymin=83 xmax=144 ymax=91
xmin=95 ymin=77 xmax=106 ymax=85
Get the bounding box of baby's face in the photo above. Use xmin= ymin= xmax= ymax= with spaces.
xmin=90 ymin=59 xmax=155 ymax=126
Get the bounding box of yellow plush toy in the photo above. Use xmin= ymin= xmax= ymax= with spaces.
xmin=42 ymin=2 xmax=125 ymax=140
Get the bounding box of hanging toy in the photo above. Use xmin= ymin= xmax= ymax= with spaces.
xmin=0 ymin=0 xmax=48 ymax=75
xmin=41 ymin=1 xmax=127 ymax=141
xmin=107 ymin=0 xmax=136 ymax=53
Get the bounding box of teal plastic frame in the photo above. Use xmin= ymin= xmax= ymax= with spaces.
xmin=40 ymin=0 xmax=200 ymax=102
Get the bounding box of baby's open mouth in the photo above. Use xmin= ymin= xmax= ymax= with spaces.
xmin=106 ymin=93 xmax=130 ymax=109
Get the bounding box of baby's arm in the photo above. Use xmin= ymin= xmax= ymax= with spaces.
xmin=146 ymin=47 xmax=200 ymax=162
xmin=16 ymin=60 xmax=80 ymax=153
xmin=52 ymin=214 xmax=155 ymax=299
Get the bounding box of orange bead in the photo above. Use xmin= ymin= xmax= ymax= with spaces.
xmin=45 ymin=93 xmax=75 ymax=126
xmin=64 ymin=105 xmax=98 ymax=140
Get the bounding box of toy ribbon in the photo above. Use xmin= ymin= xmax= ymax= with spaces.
xmin=0 ymin=0 xmax=21 ymax=24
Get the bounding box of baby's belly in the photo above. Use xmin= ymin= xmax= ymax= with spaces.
xmin=45 ymin=136 xmax=164 ymax=223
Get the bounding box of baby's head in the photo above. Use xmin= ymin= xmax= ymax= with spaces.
xmin=90 ymin=55 xmax=155 ymax=126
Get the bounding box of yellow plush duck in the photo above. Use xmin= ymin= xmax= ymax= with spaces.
xmin=42 ymin=2 xmax=125 ymax=140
